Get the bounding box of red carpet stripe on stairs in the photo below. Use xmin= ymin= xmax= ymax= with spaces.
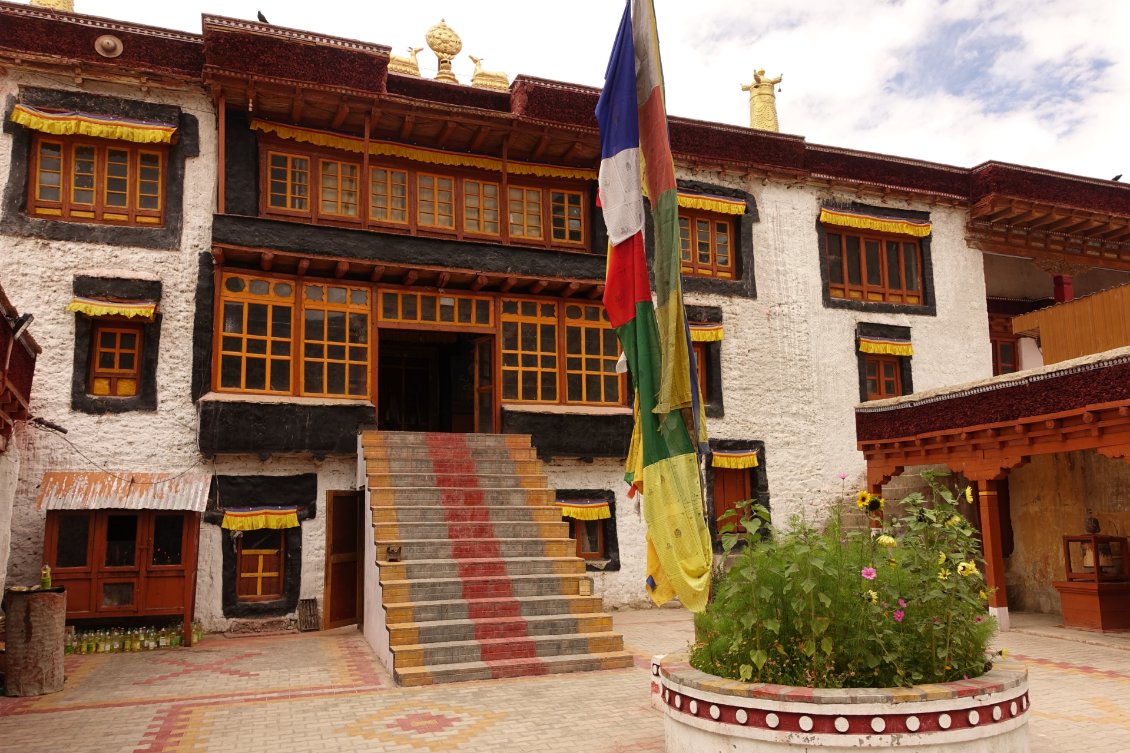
xmin=426 ymin=433 xmax=540 ymax=667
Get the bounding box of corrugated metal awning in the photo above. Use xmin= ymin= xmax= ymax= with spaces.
xmin=36 ymin=471 xmax=211 ymax=512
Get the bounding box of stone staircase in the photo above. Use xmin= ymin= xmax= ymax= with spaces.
xmin=362 ymin=430 xmax=633 ymax=686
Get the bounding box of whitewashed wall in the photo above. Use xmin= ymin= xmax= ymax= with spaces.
xmin=196 ymin=454 xmax=355 ymax=630
xmin=0 ymin=439 xmax=19 ymax=594
xmin=0 ymin=71 xmax=215 ymax=586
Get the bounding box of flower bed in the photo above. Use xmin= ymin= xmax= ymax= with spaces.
xmin=652 ymin=653 xmax=1030 ymax=752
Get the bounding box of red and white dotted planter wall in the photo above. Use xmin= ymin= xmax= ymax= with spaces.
xmin=652 ymin=654 xmax=1029 ymax=752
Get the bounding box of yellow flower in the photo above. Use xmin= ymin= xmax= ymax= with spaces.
xmin=964 ymin=486 xmax=974 ymax=503
xmin=1000 ymin=648 xmax=1008 ymax=659
xmin=957 ymin=561 xmax=978 ymax=577
xmin=855 ymin=490 xmax=870 ymax=510
xmin=887 ymin=557 xmax=898 ymax=568
xmin=876 ymin=534 xmax=897 ymax=548
xmin=945 ymin=514 xmax=962 ymax=528
xmin=938 ymin=568 xmax=951 ymax=581
xmin=865 ymin=589 xmax=879 ymax=604
xmin=871 ymin=494 xmax=885 ymax=511
xmin=937 ymin=552 xmax=947 ymax=565
xmin=979 ymin=589 xmax=989 ymax=601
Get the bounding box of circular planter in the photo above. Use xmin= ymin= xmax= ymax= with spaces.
xmin=651 ymin=653 xmax=1029 ymax=752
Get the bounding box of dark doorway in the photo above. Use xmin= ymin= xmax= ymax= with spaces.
xmin=378 ymin=330 xmax=491 ymax=432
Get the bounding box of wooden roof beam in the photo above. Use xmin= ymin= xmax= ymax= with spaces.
xmin=437 ymin=121 xmax=458 ymax=148
xmin=400 ymin=115 xmax=415 ymax=141
xmin=435 ymin=271 xmax=450 ymax=288
xmin=291 ymin=89 xmax=305 ymax=122
xmin=259 ymin=251 xmax=274 ymax=271
xmin=369 ymin=265 xmax=386 ymax=283
xmin=296 ymin=259 xmax=310 ymax=276
xmin=331 ymin=103 xmax=351 ymax=130
xmin=531 ymin=133 xmax=550 ymax=161
xmin=334 ymin=261 xmax=350 ymax=278
xmin=561 ymin=282 xmax=580 ymax=298
xmin=587 ymin=284 xmax=604 ymax=300
xmin=528 ymin=280 xmax=549 ymax=294
xmin=500 ymin=277 xmax=517 ymax=292
xmin=402 ymin=269 xmax=419 ymax=286
xmin=471 ymin=125 xmax=491 ymax=151
xmin=470 ymin=275 xmax=488 ymax=291
xmin=562 ymin=141 xmax=583 ymax=163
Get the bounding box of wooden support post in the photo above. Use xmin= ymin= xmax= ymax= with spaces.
xmin=1053 ymin=274 xmax=1074 ymax=303
xmin=977 ymin=479 xmax=1010 ymax=631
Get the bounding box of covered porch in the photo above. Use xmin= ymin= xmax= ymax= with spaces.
xmin=856 ymin=346 xmax=1130 ymax=632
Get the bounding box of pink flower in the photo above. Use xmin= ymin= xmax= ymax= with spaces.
xmin=837 ymin=472 xmax=849 ymax=481
xmin=861 ymin=567 xmax=877 ymax=580
xmin=898 ymin=599 xmax=907 ymax=608
xmin=893 ymin=610 xmax=905 ymax=622
xmin=975 ymin=616 xmax=984 ymax=623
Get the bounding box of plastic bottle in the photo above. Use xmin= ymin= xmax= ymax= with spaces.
xmin=40 ymin=564 xmax=52 ymax=589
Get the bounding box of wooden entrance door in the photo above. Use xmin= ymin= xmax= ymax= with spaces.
xmin=713 ymin=467 xmax=752 ymax=536
xmin=323 ymin=491 xmax=363 ymax=629
xmin=473 ymin=335 xmax=497 ymax=433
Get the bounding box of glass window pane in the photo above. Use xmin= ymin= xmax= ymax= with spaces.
xmin=903 ymin=243 xmax=920 ymax=291
xmin=845 ymin=236 xmax=861 ymax=285
xmin=105 ymin=514 xmax=138 ymax=567
xmin=152 ymin=515 xmax=184 ymax=566
xmin=865 ymin=240 xmax=882 ymax=286
xmin=55 ymin=516 xmax=89 ymax=568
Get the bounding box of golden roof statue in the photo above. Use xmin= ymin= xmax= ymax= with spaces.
xmin=469 ymin=55 xmax=510 ymax=92
xmin=30 ymin=0 xmax=75 ymax=10
xmin=388 ymin=47 xmax=423 ymax=77
xmin=425 ymin=19 xmax=461 ymax=84
xmin=742 ymin=69 xmax=782 ymax=132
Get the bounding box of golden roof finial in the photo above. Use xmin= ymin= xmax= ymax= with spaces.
xmin=741 ymin=69 xmax=783 ymax=132
xmin=425 ymin=19 xmax=462 ymax=84
xmin=468 ymin=55 xmax=510 ymax=92
xmin=30 ymin=0 xmax=75 ymax=11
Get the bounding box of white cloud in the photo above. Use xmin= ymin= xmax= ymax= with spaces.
xmin=75 ymin=0 xmax=1130 ymax=179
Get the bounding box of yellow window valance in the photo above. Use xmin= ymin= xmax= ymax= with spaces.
xmin=819 ymin=207 xmax=931 ymax=238
xmin=711 ymin=450 xmax=759 ymax=470
xmin=858 ymin=336 xmax=914 ymax=357
xmin=221 ymin=507 xmax=300 ymax=530
xmin=555 ymin=500 xmax=611 ymax=521
xmin=251 ymin=119 xmax=597 ymax=181
xmin=677 ymin=193 xmax=746 ymax=215
xmin=65 ymin=296 xmax=157 ymax=319
xmin=10 ymin=104 xmax=178 ymax=145
xmin=689 ymin=323 xmax=724 ymax=342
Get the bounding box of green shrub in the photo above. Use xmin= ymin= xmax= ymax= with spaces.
xmin=690 ymin=472 xmax=998 ymax=688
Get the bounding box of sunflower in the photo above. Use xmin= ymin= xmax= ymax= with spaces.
xmin=855 ymin=490 xmax=871 ymax=510
xmin=957 ymin=561 xmax=978 ymax=577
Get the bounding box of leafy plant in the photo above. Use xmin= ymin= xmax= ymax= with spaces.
xmin=690 ymin=472 xmax=997 ymax=688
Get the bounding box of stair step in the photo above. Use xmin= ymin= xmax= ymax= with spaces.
xmin=374 ymin=537 xmax=577 ymax=561
xmin=366 ymin=472 xmax=549 ymax=488
xmin=365 ymin=445 xmax=538 ymax=461
xmin=366 ymin=458 xmax=544 ymax=475
xmin=394 ymin=650 xmax=635 ymax=687
xmin=381 ymin=572 xmax=584 ymax=603
xmin=372 ymin=505 xmax=562 ymax=524
xmin=362 ymin=432 xmax=532 ymax=448
xmin=384 ymin=594 xmax=605 ymax=624
xmin=388 ymin=612 xmax=614 ymax=647
xmin=378 ymin=556 xmax=585 ymax=581
xmin=393 ymin=631 xmax=624 ymax=669
xmin=369 ymin=487 xmax=555 ymax=506
xmin=375 ymin=520 xmax=570 ymax=541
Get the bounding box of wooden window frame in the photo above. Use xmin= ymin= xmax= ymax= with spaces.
xmin=462 ymin=178 xmax=501 ymax=238
xmin=499 ymin=298 xmax=559 ymax=404
xmin=824 ymin=228 xmax=924 ymax=305
xmin=863 ymin=353 xmax=903 ymax=400
xmin=500 ymin=297 xmax=626 ymax=408
xmin=570 ymin=518 xmax=606 ymax=560
xmin=317 ymin=158 xmax=361 ymax=220
xmin=416 ymin=171 xmax=456 ymax=231
xmin=29 ymin=133 xmax=165 ymax=226
xmin=215 ymin=271 xmax=374 ymax=400
xmin=217 ymin=273 xmax=297 ymax=396
xmin=299 ymin=282 xmax=372 ymax=398
xmin=692 ymin=340 xmax=710 ymax=403
xmin=236 ymin=529 xmax=285 ymax=602
xmin=680 ymin=210 xmax=735 ymax=279
xmin=508 ymin=185 xmax=544 ymax=241
xmin=368 ymin=166 xmax=408 ymax=225
xmin=562 ymin=302 xmax=623 ymax=406
xmin=550 ymin=189 xmax=586 ymax=247
xmin=266 ymin=151 xmax=312 ymax=216
xmin=259 ymin=138 xmax=591 ymax=251
xmin=988 ymin=314 xmax=1020 ymax=376
xmin=89 ymin=321 xmax=144 ymax=398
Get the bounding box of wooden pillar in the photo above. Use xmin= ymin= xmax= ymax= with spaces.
xmin=977 ymin=479 xmax=1010 ymax=631
xmin=217 ymin=93 xmax=226 ymax=214
xmin=1053 ymin=274 xmax=1074 ymax=303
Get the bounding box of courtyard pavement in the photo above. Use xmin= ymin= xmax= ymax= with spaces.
xmin=1 ymin=608 xmax=1127 ymax=753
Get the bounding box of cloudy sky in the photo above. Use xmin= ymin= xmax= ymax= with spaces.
xmin=74 ymin=0 xmax=1129 ymax=181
